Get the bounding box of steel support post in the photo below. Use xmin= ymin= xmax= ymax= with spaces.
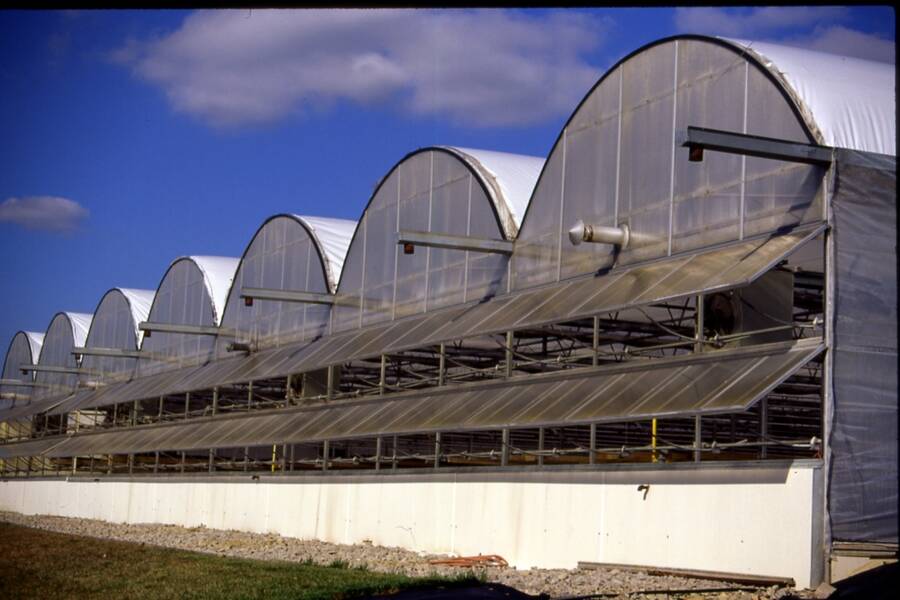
xmin=392 ymin=435 xmax=398 ymax=471
xmin=243 ymin=447 xmax=249 ymax=472
xmin=505 ymin=331 xmax=514 ymax=377
xmin=379 ymin=355 xmax=387 ymax=395
xmin=321 ymin=440 xmax=329 ymax=472
xmin=208 ymin=449 xmax=215 ymax=473
xmin=285 ymin=374 xmax=292 ymax=406
xmin=434 ymin=432 xmax=441 ymax=469
xmin=760 ymin=397 xmax=769 ymax=459
xmin=375 ymin=436 xmax=382 ymax=471
xmin=128 ymin=453 xmax=134 ymax=475
xmin=694 ymin=415 xmax=702 ymax=463
xmin=538 ymin=427 xmax=545 ymax=467
xmin=247 ymin=381 xmax=254 ymax=411
xmin=180 ymin=451 xmax=185 ymax=474
xmin=589 ymin=423 xmax=597 ymax=464
xmin=112 ymin=403 xmax=118 ymax=428
xmin=592 ymin=316 xmax=600 ymax=367
xmin=154 ymin=451 xmax=159 ymax=474
xmin=289 ymin=444 xmax=295 ymax=472
xmin=501 ymin=428 xmax=510 ymax=466
xmin=438 ymin=344 xmax=446 ymax=386
xmin=211 ymin=387 xmax=218 ymax=416
xmin=184 ymin=392 xmax=190 ymax=420
xmin=281 ymin=444 xmax=287 ymax=472
xmin=695 ymin=294 xmax=705 ymax=354
xmin=132 ymin=400 xmax=139 ymax=426
xmin=158 ymin=396 xmax=164 ymax=422
xmin=326 ymin=366 xmax=335 ymax=400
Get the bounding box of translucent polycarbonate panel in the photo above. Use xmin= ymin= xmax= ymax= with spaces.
xmin=1 ymin=333 xmax=37 ymax=406
xmin=81 ymin=291 xmax=140 ymax=384
xmin=671 ymin=40 xmax=746 ymax=254
xmin=217 ymin=216 xmax=330 ymax=358
xmin=559 ymin=67 xmax=622 ymax=280
xmin=394 ymin=152 xmax=431 ymax=319
xmin=617 ymin=41 xmax=677 ymax=265
xmin=43 ymin=339 xmax=822 ymax=457
xmin=743 ymin=65 xmax=824 ymax=238
xmin=34 ymin=314 xmax=83 ymax=399
xmin=513 ymin=38 xmax=825 ymax=291
xmin=139 ymin=259 xmax=217 ymax=376
xmin=335 ymin=150 xmax=511 ymax=332
xmin=512 ymin=146 xmax=564 ymax=289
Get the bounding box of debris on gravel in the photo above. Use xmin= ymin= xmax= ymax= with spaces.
xmin=0 ymin=511 xmax=813 ymax=599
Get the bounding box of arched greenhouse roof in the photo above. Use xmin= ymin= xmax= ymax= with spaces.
xmin=435 ymin=146 xmax=545 ymax=237
xmin=511 ymin=34 xmax=894 ymax=290
xmin=290 ymin=215 xmax=356 ymax=293
xmin=33 ymin=311 xmax=93 ymax=397
xmin=333 ymin=146 xmax=543 ymax=330
xmin=721 ymin=37 xmax=895 ymax=156
xmin=87 ymin=287 xmax=155 ymax=346
xmin=149 ymin=255 xmax=240 ymax=327
xmin=0 ymin=331 xmax=44 ymax=405
xmin=23 ymin=331 xmax=44 ymax=363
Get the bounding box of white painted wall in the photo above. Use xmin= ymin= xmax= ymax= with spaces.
xmin=0 ymin=464 xmax=822 ymax=589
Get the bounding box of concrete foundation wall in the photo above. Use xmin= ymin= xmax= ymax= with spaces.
xmin=0 ymin=462 xmax=823 ymax=589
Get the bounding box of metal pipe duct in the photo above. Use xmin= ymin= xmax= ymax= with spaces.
xmin=568 ymin=220 xmax=630 ymax=248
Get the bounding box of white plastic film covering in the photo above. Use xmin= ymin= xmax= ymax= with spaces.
xmin=513 ymin=37 xmax=827 ymax=290
xmin=190 ymin=255 xmax=240 ymax=325
xmin=446 ymin=147 xmax=545 ymax=237
xmin=139 ymin=257 xmax=236 ymax=376
xmin=1 ymin=331 xmax=42 ymax=407
xmin=80 ymin=288 xmax=153 ymax=384
xmin=723 ymin=38 xmax=896 ymax=156
xmin=33 ymin=312 xmax=92 ymax=398
xmin=217 ymin=215 xmax=347 ymax=356
xmin=119 ymin=288 xmax=154 ymax=343
xmin=295 ymin=215 xmax=355 ymax=292
xmin=334 ymin=148 xmax=516 ymax=332
xmin=25 ymin=332 xmax=44 ymax=361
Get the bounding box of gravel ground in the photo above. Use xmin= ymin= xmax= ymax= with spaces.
xmin=1 ymin=511 xmax=813 ymax=599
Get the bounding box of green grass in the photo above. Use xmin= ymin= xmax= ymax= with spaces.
xmin=0 ymin=522 xmax=479 ymax=600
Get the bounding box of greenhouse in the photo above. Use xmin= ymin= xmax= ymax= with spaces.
xmin=0 ymin=35 xmax=895 ymax=589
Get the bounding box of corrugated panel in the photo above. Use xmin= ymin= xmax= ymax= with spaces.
xmin=0 ymin=393 xmax=73 ymax=421
xmin=0 ymin=436 xmax=70 ymax=459
xmin=41 ymin=338 xmax=822 ymax=457
xmin=57 ymin=225 xmax=823 ymax=413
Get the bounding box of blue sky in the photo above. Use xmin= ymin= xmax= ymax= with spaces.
xmin=0 ymin=7 xmax=895 ymax=349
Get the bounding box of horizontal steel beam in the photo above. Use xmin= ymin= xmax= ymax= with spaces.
xmin=397 ymin=230 xmax=513 ymax=255
xmin=680 ymin=126 xmax=833 ymax=166
xmin=0 ymin=378 xmax=38 ymax=387
xmin=241 ymin=287 xmax=335 ymax=305
xmin=72 ymin=347 xmax=142 ymax=359
xmin=138 ymin=322 xmax=233 ymax=337
xmin=19 ymin=365 xmax=86 ymax=375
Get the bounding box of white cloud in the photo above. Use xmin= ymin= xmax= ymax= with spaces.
xmin=674 ymin=7 xmax=894 ymax=64
xmin=0 ymin=196 xmax=89 ymax=232
xmin=674 ymin=7 xmax=849 ymax=38
xmin=112 ymin=9 xmax=610 ymax=128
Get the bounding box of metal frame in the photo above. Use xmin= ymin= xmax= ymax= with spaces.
xmin=397 ymin=230 xmax=514 ymax=256
xmin=680 ymin=126 xmax=833 ymax=167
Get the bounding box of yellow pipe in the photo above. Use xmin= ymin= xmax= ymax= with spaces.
xmin=271 ymin=444 xmax=277 ymax=473
xmin=651 ymin=418 xmax=658 ymax=463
